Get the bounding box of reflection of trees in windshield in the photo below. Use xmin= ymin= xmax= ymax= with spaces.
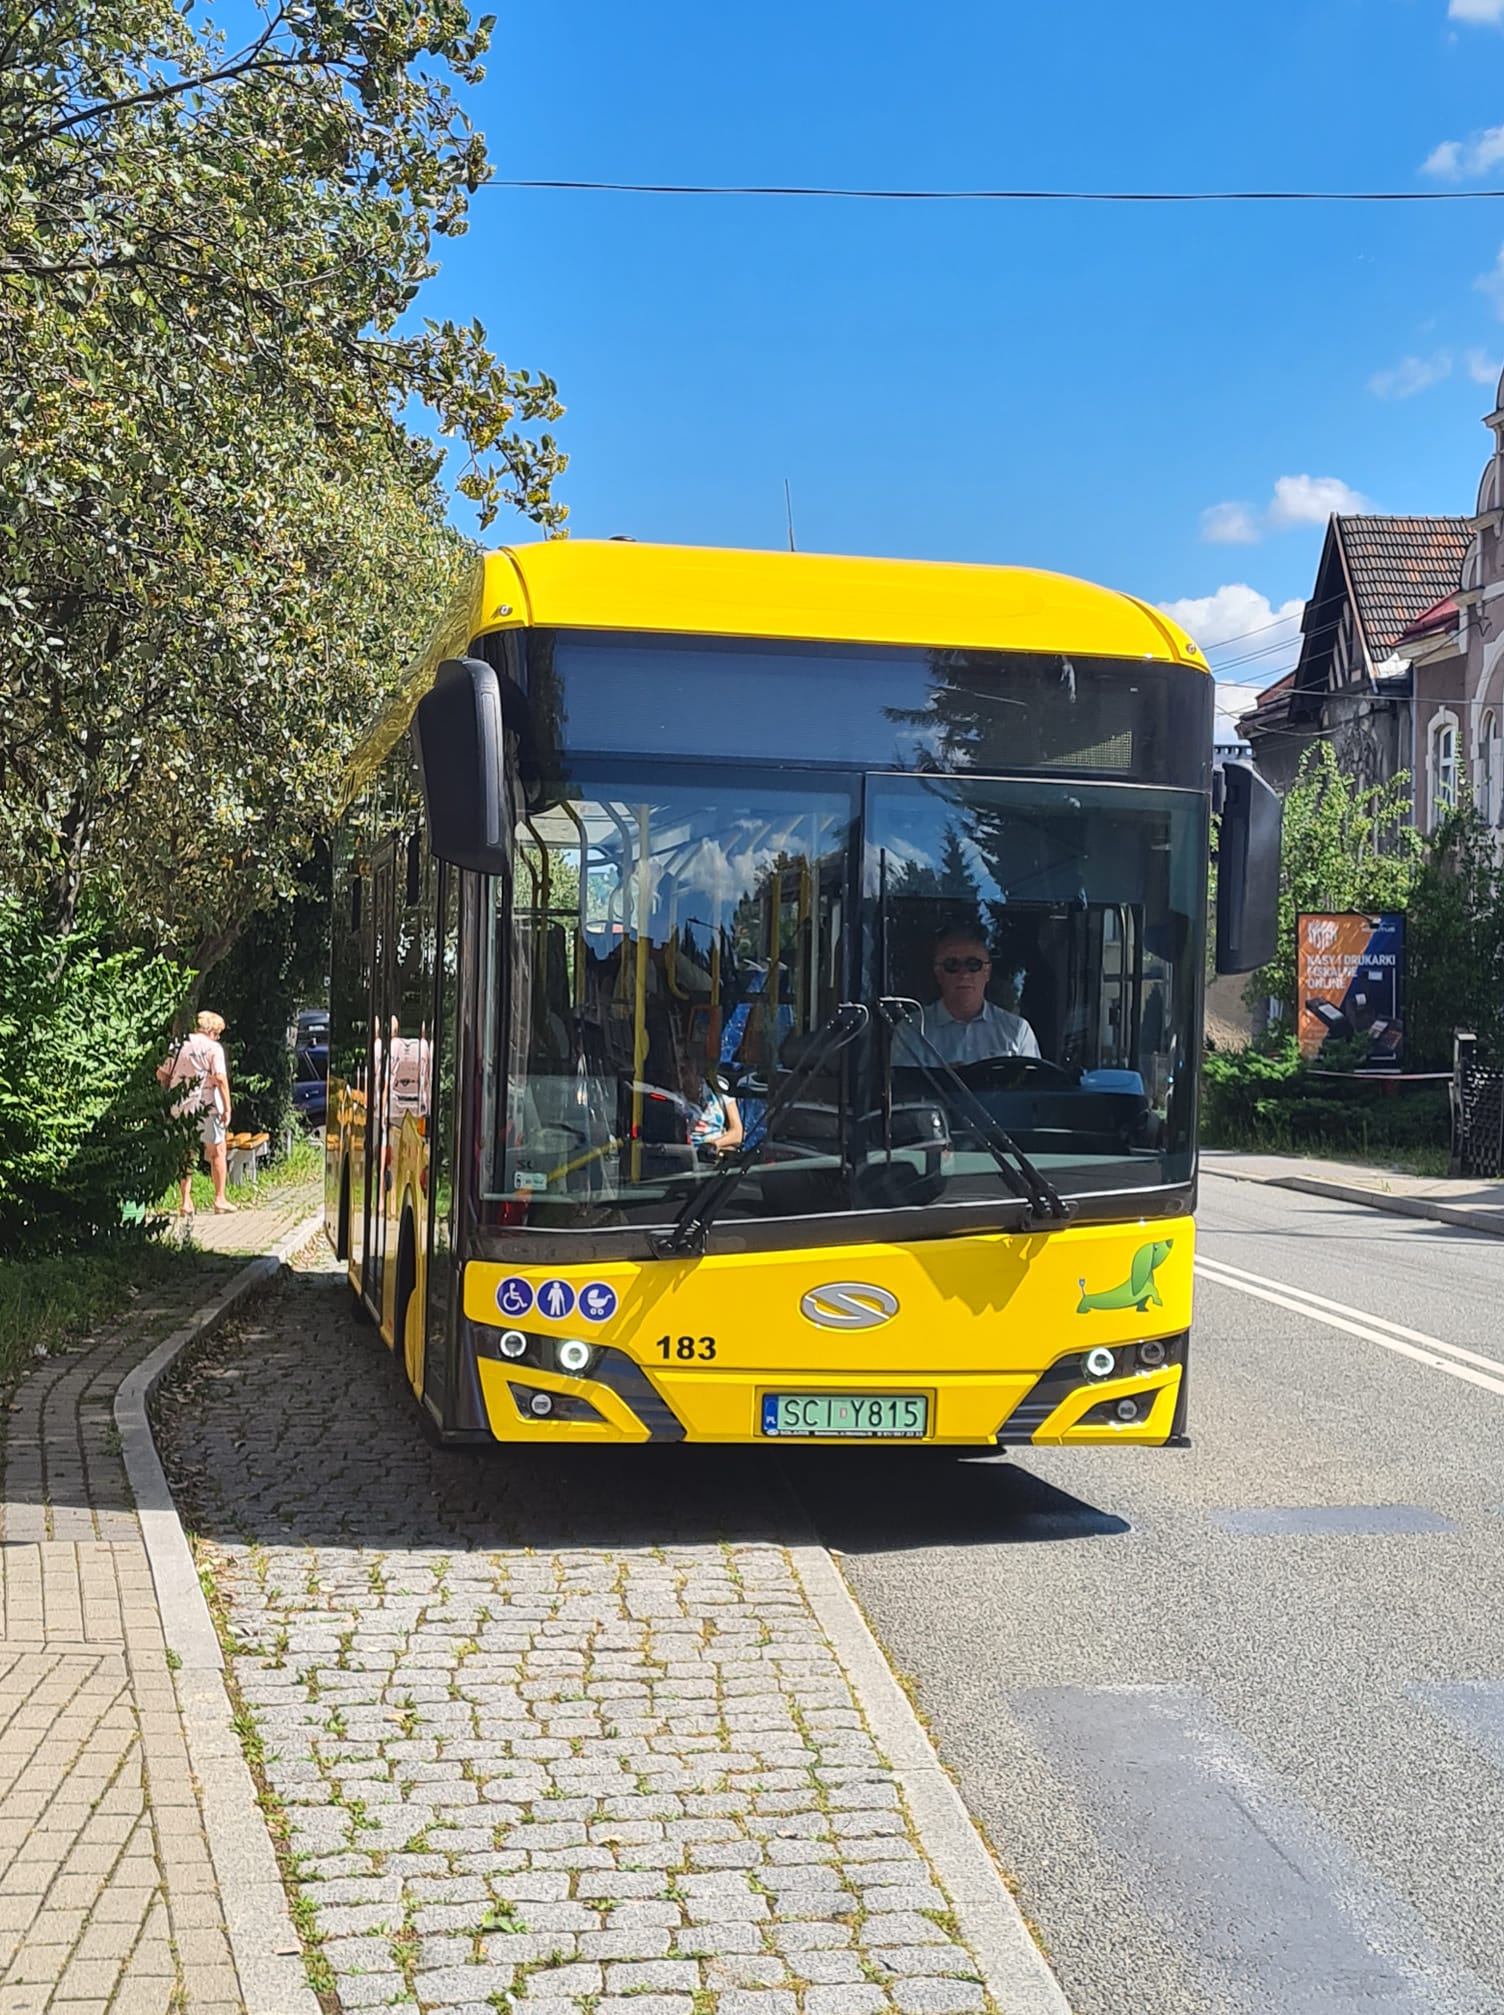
xmin=883 ymin=649 xmax=1131 ymax=775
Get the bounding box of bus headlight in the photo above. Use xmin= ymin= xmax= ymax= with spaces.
xmin=1114 ymin=1397 xmax=1141 ymax=1423
xmin=1084 ymin=1346 xmax=1116 ymax=1379
xmin=498 ymin=1330 xmax=528 ymax=1359
xmin=530 ymin=1392 xmax=554 ymax=1417
xmin=556 ymin=1338 xmax=594 ymax=1376
xmin=1137 ymin=1338 xmax=1167 ymax=1368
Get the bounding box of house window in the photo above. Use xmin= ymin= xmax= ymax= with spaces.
xmin=1432 ymin=716 xmax=1459 ymax=821
xmin=1481 ymin=710 xmax=1500 ymax=825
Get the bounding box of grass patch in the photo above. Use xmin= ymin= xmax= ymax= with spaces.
xmin=0 ymin=1238 xmax=211 ymax=1390
xmin=156 ymin=1128 xmax=323 ymax=1215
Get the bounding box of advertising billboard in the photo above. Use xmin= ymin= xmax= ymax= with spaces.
xmin=1296 ymin=911 xmax=1404 ymax=1069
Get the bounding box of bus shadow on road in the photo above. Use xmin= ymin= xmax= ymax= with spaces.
xmin=148 ymin=1276 xmax=1132 ymax=1560
xmin=783 ymin=1452 xmax=1133 ymax=1555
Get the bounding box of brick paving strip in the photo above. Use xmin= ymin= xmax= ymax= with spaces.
xmin=0 ymin=1188 xmax=323 ymax=2015
xmin=153 ymin=1258 xmax=1072 ymax=2015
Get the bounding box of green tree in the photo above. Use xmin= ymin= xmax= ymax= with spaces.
xmin=1250 ymin=742 xmax=1422 ymax=1020
xmin=0 ymin=0 xmax=566 ymax=958
xmin=0 ymin=897 xmax=189 ymax=1253
xmin=1406 ymin=804 xmax=1504 ymax=1070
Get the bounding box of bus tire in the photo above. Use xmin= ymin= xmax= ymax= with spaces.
xmin=396 ymin=1208 xmax=423 ymax=1398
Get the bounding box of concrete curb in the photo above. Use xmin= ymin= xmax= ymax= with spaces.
xmin=1202 ymin=1164 xmax=1504 ymax=1239
xmin=789 ymin=1541 xmax=1074 ymax=2015
xmin=115 ymin=1211 xmax=325 ymax=2015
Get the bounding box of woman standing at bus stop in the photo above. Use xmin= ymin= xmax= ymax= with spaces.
xmin=158 ymin=1010 xmax=235 ymax=1216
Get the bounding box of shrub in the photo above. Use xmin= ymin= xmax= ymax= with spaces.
xmin=1201 ymin=1034 xmax=1448 ymax=1159
xmin=0 ymin=900 xmax=191 ymax=1255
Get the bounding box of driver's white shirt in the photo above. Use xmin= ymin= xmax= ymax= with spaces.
xmin=893 ymin=999 xmax=1041 ymax=1067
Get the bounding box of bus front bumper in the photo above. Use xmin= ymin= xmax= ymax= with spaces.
xmin=462 ymin=1216 xmax=1194 ymax=1447
xmin=474 ymin=1343 xmax=1186 ymax=1447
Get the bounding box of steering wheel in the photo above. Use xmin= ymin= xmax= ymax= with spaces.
xmin=957 ymin=1054 xmax=1074 ymax=1092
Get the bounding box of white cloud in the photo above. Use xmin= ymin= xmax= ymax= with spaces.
xmin=1466 ymin=345 xmax=1503 ymax=385
xmin=1160 ymin=584 xmax=1307 ymax=742
xmin=1267 ymin=473 xmax=1370 ymax=527
xmin=1422 ymin=125 xmax=1504 ymax=178
xmin=1448 ymin=0 xmax=1504 ymax=22
xmin=1200 ymin=501 xmax=1260 ymax=544
xmin=1161 ymin=584 xmax=1305 ymax=654
xmin=1368 ymin=351 xmax=1453 ymax=399
xmin=1197 ymin=474 xmax=1371 ymax=545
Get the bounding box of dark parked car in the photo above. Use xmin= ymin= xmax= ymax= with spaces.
xmin=293 ymin=1043 xmax=329 ymax=1127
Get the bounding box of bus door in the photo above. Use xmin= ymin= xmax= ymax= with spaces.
xmin=363 ymin=841 xmax=399 ymax=1319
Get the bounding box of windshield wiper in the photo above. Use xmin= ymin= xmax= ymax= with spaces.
xmin=650 ymin=1002 xmax=870 ymax=1259
xmin=876 ymin=997 xmax=1072 ymax=1222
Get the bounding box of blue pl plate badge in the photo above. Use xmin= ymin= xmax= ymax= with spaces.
xmin=578 ymin=1283 xmax=618 ymax=1324
xmin=495 ymin=1276 xmax=533 ymax=1318
xmin=535 ymin=1279 xmax=576 ymax=1321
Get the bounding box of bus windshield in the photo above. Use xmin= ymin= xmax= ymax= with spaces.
xmin=485 ymin=763 xmax=1202 ymax=1233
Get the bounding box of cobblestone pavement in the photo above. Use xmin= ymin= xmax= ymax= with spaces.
xmin=156 ymin=1258 xmax=1002 ymax=2015
xmin=164 ymin=1180 xmax=324 ymax=1263
xmin=1 ymin=1254 xmax=249 ymax=2015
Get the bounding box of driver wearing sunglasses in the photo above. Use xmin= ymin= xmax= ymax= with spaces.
xmin=893 ymin=924 xmax=1040 ymax=1066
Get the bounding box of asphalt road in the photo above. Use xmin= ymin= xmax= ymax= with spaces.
xmin=789 ymin=1178 xmax=1504 ymax=2015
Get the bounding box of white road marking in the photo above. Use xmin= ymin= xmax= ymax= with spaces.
xmin=1193 ymin=1252 xmax=1504 ymax=1400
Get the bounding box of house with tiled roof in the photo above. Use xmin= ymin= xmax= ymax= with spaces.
xmin=1239 ymin=514 xmax=1471 ymax=812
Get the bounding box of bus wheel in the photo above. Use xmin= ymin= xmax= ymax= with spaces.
xmin=397 ymin=1212 xmax=423 ymax=1397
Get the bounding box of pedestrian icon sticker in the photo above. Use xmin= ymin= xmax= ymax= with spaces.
xmin=579 ymin=1283 xmax=618 ymax=1324
xmin=496 ymin=1276 xmax=533 ymax=1318
xmin=536 ymin=1279 xmax=576 ymax=1321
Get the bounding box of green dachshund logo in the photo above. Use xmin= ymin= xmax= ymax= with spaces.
xmin=1077 ymin=1239 xmax=1173 ymax=1314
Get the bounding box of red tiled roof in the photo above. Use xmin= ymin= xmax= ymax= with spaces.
xmin=1335 ymin=515 xmax=1470 ymax=658
xmin=1396 ymin=590 xmax=1460 ymax=645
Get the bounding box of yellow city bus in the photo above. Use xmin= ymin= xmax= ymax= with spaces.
xmin=326 ymin=540 xmax=1277 ymax=1448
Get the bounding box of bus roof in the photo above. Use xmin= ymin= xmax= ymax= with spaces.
xmin=469 ymin=540 xmax=1206 ymax=668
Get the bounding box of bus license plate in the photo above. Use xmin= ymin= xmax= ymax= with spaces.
xmin=761 ymin=1394 xmax=929 ymax=1439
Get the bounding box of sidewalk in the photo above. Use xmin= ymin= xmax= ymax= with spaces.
xmin=0 ymin=1184 xmax=321 ymax=2014
xmin=1200 ymin=1147 xmax=1504 ymax=1236
xmin=154 ymin=1255 xmax=1069 ymax=2015
xmin=165 ymin=1186 xmax=326 ymax=1261
xmin=5 ymin=1189 xmax=1071 ymax=2015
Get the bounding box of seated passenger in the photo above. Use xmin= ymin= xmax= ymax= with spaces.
xmin=893 ymin=926 xmax=1041 ymax=1067
xmin=686 ymin=1070 xmax=744 ymax=1160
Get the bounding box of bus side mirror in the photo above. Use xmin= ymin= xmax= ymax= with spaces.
xmin=411 ymin=658 xmax=511 ymax=875
xmin=1215 ymin=760 xmax=1281 ymax=975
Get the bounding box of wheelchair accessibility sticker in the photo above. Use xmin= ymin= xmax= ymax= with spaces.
xmin=495 ymin=1276 xmax=533 ymax=1318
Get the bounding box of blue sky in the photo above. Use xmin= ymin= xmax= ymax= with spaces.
xmin=418 ymin=0 xmax=1504 ymax=733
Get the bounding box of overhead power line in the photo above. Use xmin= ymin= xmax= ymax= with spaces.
xmin=489 ymin=178 xmax=1504 ymax=204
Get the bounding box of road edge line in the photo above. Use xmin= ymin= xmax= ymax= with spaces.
xmin=1202 ymin=1165 xmax=1504 ymax=1239
xmin=115 ymin=1210 xmax=325 ymax=2015
xmin=788 ymin=1540 xmax=1074 ymax=2015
